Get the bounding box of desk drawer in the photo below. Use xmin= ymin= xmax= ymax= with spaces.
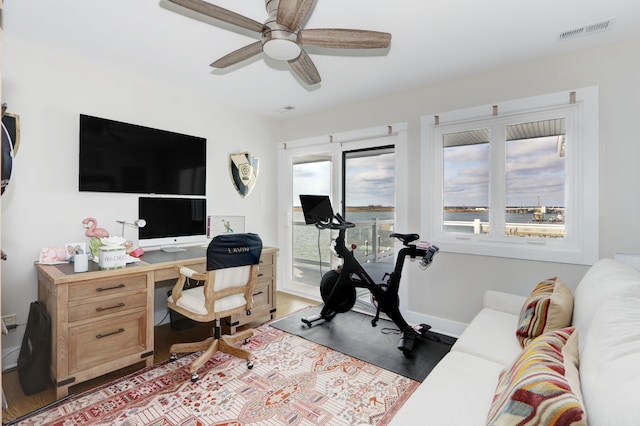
xmin=259 ymin=253 xmax=274 ymax=267
xmin=257 ymin=264 xmax=273 ymax=285
xmin=68 ymin=275 xmax=148 ymax=302
xmin=68 ymin=309 xmax=147 ymax=374
xmin=252 ymin=284 xmax=270 ymax=307
xmin=68 ymin=292 xmax=147 ymax=323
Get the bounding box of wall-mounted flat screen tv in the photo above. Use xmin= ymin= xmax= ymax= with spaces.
xmin=79 ymin=114 xmax=206 ymax=195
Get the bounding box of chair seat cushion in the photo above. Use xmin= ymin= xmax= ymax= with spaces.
xmin=168 ymin=287 xmax=247 ymax=316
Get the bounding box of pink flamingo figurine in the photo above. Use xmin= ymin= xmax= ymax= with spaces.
xmin=82 ymin=217 xmax=110 ymax=238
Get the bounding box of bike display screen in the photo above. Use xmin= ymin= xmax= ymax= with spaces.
xmin=300 ymin=195 xmax=334 ymax=224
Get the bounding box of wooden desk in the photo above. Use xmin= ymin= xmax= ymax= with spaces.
xmin=36 ymin=246 xmax=278 ymax=399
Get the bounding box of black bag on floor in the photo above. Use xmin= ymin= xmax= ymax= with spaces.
xmin=17 ymin=301 xmax=52 ymax=395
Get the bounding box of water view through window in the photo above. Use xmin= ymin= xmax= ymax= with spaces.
xmin=442 ymin=119 xmax=566 ymax=238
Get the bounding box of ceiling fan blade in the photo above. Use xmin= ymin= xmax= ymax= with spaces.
xmin=169 ymin=0 xmax=264 ymax=33
xmin=300 ymin=29 xmax=391 ymax=49
xmin=210 ymin=41 xmax=263 ymax=68
xmin=288 ymin=49 xmax=321 ymax=85
xmin=277 ymin=0 xmax=315 ymax=29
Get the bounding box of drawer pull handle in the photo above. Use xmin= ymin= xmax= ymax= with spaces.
xmin=96 ymin=283 xmax=126 ymax=292
xmin=96 ymin=328 xmax=125 ymax=339
xmin=257 ymin=273 xmax=264 ymax=277
xmin=253 ymin=290 xmax=264 ymax=296
xmin=96 ymin=302 xmax=125 ymax=312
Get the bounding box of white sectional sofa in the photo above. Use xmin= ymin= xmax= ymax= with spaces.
xmin=389 ymin=258 xmax=640 ymax=425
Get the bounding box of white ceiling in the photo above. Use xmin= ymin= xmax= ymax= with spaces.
xmin=3 ymin=0 xmax=640 ymax=119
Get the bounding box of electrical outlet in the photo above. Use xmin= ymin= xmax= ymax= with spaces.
xmin=2 ymin=314 xmax=16 ymax=328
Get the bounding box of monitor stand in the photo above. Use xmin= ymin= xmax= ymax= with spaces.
xmin=160 ymin=245 xmax=186 ymax=253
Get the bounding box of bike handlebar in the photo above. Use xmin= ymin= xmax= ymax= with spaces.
xmin=315 ymin=213 xmax=355 ymax=230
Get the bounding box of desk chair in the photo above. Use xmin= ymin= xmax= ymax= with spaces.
xmin=167 ymin=233 xmax=262 ymax=382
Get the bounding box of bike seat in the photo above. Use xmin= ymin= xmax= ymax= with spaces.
xmin=390 ymin=233 xmax=420 ymax=245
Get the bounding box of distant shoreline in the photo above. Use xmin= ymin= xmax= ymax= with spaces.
xmin=293 ymin=206 xmax=394 ymax=212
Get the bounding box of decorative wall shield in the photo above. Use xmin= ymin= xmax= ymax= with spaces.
xmin=229 ymin=152 xmax=259 ymax=198
xmin=1 ymin=108 xmax=19 ymax=196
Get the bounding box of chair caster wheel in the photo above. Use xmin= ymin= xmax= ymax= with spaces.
xmin=247 ymin=360 xmax=254 ymax=369
xmin=169 ymin=353 xmax=178 ymax=362
xmin=191 ymin=372 xmax=199 ymax=382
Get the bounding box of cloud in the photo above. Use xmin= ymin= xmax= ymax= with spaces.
xmin=345 ymin=153 xmax=395 ymax=206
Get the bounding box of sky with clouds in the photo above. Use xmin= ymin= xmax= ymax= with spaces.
xmin=293 ymin=152 xmax=395 ymax=207
xmin=292 ymin=137 xmax=564 ymax=209
xmin=444 ymin=136 xmax=565 ymax=207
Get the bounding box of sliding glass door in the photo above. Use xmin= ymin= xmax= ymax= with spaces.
xmin=278 ymin=130 xmax=404 ymax=302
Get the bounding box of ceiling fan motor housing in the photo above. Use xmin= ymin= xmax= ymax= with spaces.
xmin=262 ymin=0 xmax=302 ymax=61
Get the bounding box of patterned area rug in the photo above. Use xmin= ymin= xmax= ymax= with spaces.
xmin=15 ymin=324 xmax=418 ymax=425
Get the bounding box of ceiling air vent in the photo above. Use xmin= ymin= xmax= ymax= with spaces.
xmin=558 ymin=18 xmax=615 ymax=41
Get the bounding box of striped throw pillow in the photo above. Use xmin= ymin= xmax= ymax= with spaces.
xmin=516 ymin=277 xmax=573 ymax=348
xmin=487 ymin=327 xmax=586 ymax=426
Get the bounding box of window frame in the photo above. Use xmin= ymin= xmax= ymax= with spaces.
xmin=421 ymin=87 xmax=599 ymax=265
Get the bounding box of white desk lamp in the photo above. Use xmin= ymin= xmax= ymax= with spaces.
xmin=116 ymin=219 xmax=146 ymax=237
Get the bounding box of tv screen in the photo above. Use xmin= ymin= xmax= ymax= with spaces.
xmin=138 ymin=197 xmax=207 ymax=250
xmin=79 ymin=114 xmax=206 ymax=195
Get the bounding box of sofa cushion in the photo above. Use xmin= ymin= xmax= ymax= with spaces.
xmin=389 ymin=351 xmax=506 ymax=426
xmin=580 ymin=296 xmax=640 ymax=426
xmin=486 ymin=327 xmax=586 ymax=426
xmin=452 ymin=308 xmax=523 ymax=366
xmin=573 ymin=258 xmax=640 ymax=352
xmin=516 ymin=277 xmax=573 ymax=348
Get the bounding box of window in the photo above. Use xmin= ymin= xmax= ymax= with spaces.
xmin=421 ymin=87 xmax=598 ymax=264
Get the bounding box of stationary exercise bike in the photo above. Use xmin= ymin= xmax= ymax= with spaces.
xmin=299 ymin=195 xmax=439 ymax=355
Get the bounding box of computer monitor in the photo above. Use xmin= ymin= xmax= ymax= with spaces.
xmin=138 ymin=196 xmax=207 ymax=251
xmin=299 ymin=195 xmax=334 ymax=225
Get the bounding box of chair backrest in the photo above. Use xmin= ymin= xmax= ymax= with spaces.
xmin=207 ymin=233 xmax=262 ymax=270
xmin=202 ymin=233 xmax=262 ymax=318
xmin=168 ymin=233 xmax=264 ymax=321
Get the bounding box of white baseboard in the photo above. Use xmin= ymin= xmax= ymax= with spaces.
xmin=2 ymin=346 xmax=20 ymax=372
xmin=402 ymin=310 xmax=467 ymax=338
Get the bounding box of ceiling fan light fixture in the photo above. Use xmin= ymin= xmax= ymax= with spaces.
xmin=263 ymin=38 xmax=301 ymax=61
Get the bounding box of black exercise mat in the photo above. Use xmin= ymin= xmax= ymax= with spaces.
xmin=270 ymin=305 xmax=456 ymax=382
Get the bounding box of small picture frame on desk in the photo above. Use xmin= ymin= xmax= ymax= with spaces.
xmin=38 ymin=246 xmax=69 ymax=264
xmin=208 ymin=215 xmax=245 ymax=238
xmin=65 ymin=242 xmax=87 ymax=260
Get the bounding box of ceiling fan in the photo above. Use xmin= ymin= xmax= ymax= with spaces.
xmin=168 ymin=0 xmax=392 ymax=85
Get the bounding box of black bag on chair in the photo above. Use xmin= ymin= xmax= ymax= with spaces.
xmin=17 ymin=301 xmax=52 ymax=395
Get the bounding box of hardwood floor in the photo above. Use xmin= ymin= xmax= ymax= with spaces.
xmin=2 ymin=291 xmax=319 ymax=423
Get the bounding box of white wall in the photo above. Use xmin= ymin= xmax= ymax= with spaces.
xmin=0 ymin=39 xmax=279 ymax=365
xmin=277 ymin=38 xmax=640 ymax=334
